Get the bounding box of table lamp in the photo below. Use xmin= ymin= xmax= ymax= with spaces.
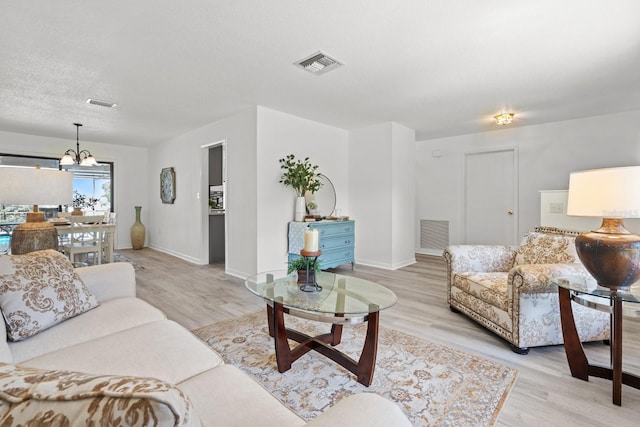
xmin=0 ymin=166 xmax=73 ymax=254
xmin=567 ymin=166 xmax=640 ymax=290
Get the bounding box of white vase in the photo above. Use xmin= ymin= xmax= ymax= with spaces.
xmin=294 ymin=196 xmax=306 ymax=221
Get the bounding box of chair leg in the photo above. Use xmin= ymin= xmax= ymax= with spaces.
xmin=449 ymin=305 xmax=461 ymax=314
xmin=510 ymin=344 xmax=530 ymax=355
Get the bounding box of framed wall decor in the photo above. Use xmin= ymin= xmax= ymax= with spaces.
xmin=160 ymin=167 xmax=176 ymax=204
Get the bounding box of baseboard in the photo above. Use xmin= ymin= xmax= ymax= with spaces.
xmin=147 ymin=244 xmax=202 ymax=265
xmin=415 ymin=247 xmax=445 ymax=257
xmin=355 ymin=256 xmax=416 ymax=270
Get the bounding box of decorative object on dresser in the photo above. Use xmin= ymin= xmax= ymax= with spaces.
xmin=444 ymin=226 xmax=610 ymax=354
xmin=278 ymin=154 xmax=322 ymax=221
xmin=130 ymin=206 xmax=146 ymax=250
xmin=566 ymin=166 xmax=640 ymax=291
xmin=288 ymin=220 xmax=355 ymax=270
xmin=0 ymin=166 xmax=73 ymax=255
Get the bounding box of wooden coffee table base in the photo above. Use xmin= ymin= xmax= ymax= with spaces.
xmin=266 ymin=301 xmax=379 ymax=386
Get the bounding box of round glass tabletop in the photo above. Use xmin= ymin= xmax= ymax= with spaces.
xmin=552 ymin=275 xmax=640 ymax=304
xmin=245 ymin=270 xmax=397 ymax=315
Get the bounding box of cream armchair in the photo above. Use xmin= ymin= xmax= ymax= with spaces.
xmin=443 ymin=227 xmax=610 ymax=354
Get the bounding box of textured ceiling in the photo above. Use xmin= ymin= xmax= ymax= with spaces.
xmin=1 ymin=1 xmax=639 ymax=146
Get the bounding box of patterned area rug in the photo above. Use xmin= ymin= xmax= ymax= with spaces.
xmin=112 ymin=252 xmax=145 ymax=271
xmin=193 ymin=311 xmax=518 ymax=426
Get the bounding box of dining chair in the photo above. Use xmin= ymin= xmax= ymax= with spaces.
xmin=59 ymin=215 xmax=105 ymax=265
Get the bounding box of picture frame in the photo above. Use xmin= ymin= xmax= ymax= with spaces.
xmin=160 ymin=167 xmax=176 ymax=204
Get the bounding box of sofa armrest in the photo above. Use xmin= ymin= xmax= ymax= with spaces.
xmin=305 ymin=393 xmax=411 ymax=427
xmin=75 ymin=263 xmax=136 ymax=302
xmin=509 ymin=263 xmax=589 ymax=294
xmin=444 ymin=245 xmax=517 ymax=273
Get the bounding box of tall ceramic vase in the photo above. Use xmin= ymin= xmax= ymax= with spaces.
xmin=294 ymin=196 xmax=306 ymax=221
xmin=130 ymin=206 xmax=146 ymax=250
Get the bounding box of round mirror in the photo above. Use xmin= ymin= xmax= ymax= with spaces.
xmin=304 ymin=174 xmax=336 ymax=217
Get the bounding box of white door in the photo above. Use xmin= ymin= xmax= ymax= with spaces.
xmin=464 ymin=149 xmax=517 ymax=245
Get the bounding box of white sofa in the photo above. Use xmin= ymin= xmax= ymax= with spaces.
xmin=0 ymin=250 xmax=410 ymax=426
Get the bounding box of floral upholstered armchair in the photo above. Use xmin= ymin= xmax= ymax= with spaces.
xmin=443 ymin=227 xmax=610 ymax=354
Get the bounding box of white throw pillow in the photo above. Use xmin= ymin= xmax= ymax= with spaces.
xmin=0 ymin=249 xmax=98 ymax=341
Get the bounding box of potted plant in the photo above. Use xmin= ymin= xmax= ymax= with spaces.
xmin=287 ymin=256 xmax=321 ymax=283
xmin=72 ymin=190 xmax=99 ymax=215
xmin=278 ymin=154 xmax=322 ymax=221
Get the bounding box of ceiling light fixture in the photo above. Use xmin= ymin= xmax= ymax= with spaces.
xmin=60 ymin=123 xmax=98 ymax=166
xmin=494 ymin=113 xmax=515 ymax=126
xmin=86 ymin=98 xmax=117 ymax=108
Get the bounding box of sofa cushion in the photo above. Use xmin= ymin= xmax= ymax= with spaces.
xmin=177 ymin=365 xmax=305 ymax=427
xmin=452 ymin=272 xmax=510 ymax=311
xmin=23 ymin=320 xmax=223 ymax=385
xmin=0 ymin=363 xmax=200 ymax=427
xmin=514 ymin=231 xmax=579 ymax=266
xmin=0 ymin=250 xmax=98 ymax=342
xmin=9 ymin=297 xmax=166 ymax=363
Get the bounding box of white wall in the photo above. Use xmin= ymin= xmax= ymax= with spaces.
xmin=146 ymin=106 xmax=349 ymax=277
xmin=147 ymin=108 xmax=258 ymax=278
xmin=416 ymin=110 xmax=640 ymax=248
xmin=391 ymin=123 xmax=417 ymax=268
xmin=256 ymin=107 xmax=349 ymax=272
xmin=0 ymin=130 xmax=149 ymax=251
xmin=349 ymin=122 xmax=416 ymax=269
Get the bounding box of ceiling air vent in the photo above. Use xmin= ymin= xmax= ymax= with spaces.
xmin=294 ymin=51 xmax=343 ymax=76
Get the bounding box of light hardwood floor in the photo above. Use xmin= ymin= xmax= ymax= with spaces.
xmin=121 ymin=249 xmax=640 ymax=426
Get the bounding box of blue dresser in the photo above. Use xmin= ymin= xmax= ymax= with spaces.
xmin=288 ymin=220 xmax=355 ymax=269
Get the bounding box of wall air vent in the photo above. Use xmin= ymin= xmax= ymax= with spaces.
xmin=294 ymin=51 xmax=343 ymax=76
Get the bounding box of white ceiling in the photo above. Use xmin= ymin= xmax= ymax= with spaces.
xmin=1 ymin=1 xmax=639 ymax=147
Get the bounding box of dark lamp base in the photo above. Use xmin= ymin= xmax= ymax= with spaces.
xmin=575 ymin=218 xmax=640 ymax=290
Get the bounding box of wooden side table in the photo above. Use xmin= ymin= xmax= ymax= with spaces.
xmin=554 ymin=276 xmax=640 ymax=406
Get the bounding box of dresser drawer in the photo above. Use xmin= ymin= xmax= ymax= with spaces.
xmin=309 ymin=221 xmax=355 ymax=239
xmin=319 ymin=234 xmax=354 ymax=251
xmin=319 ymin=247 xmax=355 ymax=269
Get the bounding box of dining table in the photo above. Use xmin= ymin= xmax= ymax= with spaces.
xmin=53 ymin=222 xmax=117 ymax=263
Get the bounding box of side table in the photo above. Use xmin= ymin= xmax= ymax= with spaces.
xmin=553 ymin=275 xmax=640 ymax=406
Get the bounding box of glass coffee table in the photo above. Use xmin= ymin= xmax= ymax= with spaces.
xmin=553 ymin=275 xmax=640 ymax=406
xmin=245 ymin=270 xmax=397 ymax=386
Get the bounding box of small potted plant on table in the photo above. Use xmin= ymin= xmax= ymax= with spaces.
xmin=288 ymin=257 xmax=321 ymax=284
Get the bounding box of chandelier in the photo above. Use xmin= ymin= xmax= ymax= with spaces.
xmin=60 ymin=123 xmax=98 ymax=166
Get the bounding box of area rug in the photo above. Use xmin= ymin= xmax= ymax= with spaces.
xmin=112 ymin=251 xmax=145 ymax=271
xmin=192 ymin=311 xmax=518 ymax=426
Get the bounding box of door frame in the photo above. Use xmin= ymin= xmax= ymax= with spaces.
xmin=462 ymin=146 xmax=519 ymax=245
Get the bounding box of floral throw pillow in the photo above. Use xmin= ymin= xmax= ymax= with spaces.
xmin=0 ymin=363 xmax=200 ymax=426
xmin=514 ymin=231 xmax=578 ymax=266
xmin=0 ymin=249 xmax=98 ymax=341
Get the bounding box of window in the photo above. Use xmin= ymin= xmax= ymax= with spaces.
xmin=0 ymin=154 xmax=114 ymax=223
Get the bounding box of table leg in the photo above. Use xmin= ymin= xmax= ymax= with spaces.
xmin=357 ymin=309 xmax=379 ymax=386
xmin=612 ymin=298 xmax=623 ymax=406
xmin=272 ymin=300 xmax=292 ymax=372
xmin=558 ymin=287 xmax=589 ymax=380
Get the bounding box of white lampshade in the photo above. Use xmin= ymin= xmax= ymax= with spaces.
xmin=0 ymin=167 xmax=73 ymax=206
xmin=567 ymin=166 xmax=640 ymax=218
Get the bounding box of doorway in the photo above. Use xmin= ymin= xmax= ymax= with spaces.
xmin=201 ymin=141 xmax=226 ymax=265
xmin=464 ymin=148 xmax=518 ymax=245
